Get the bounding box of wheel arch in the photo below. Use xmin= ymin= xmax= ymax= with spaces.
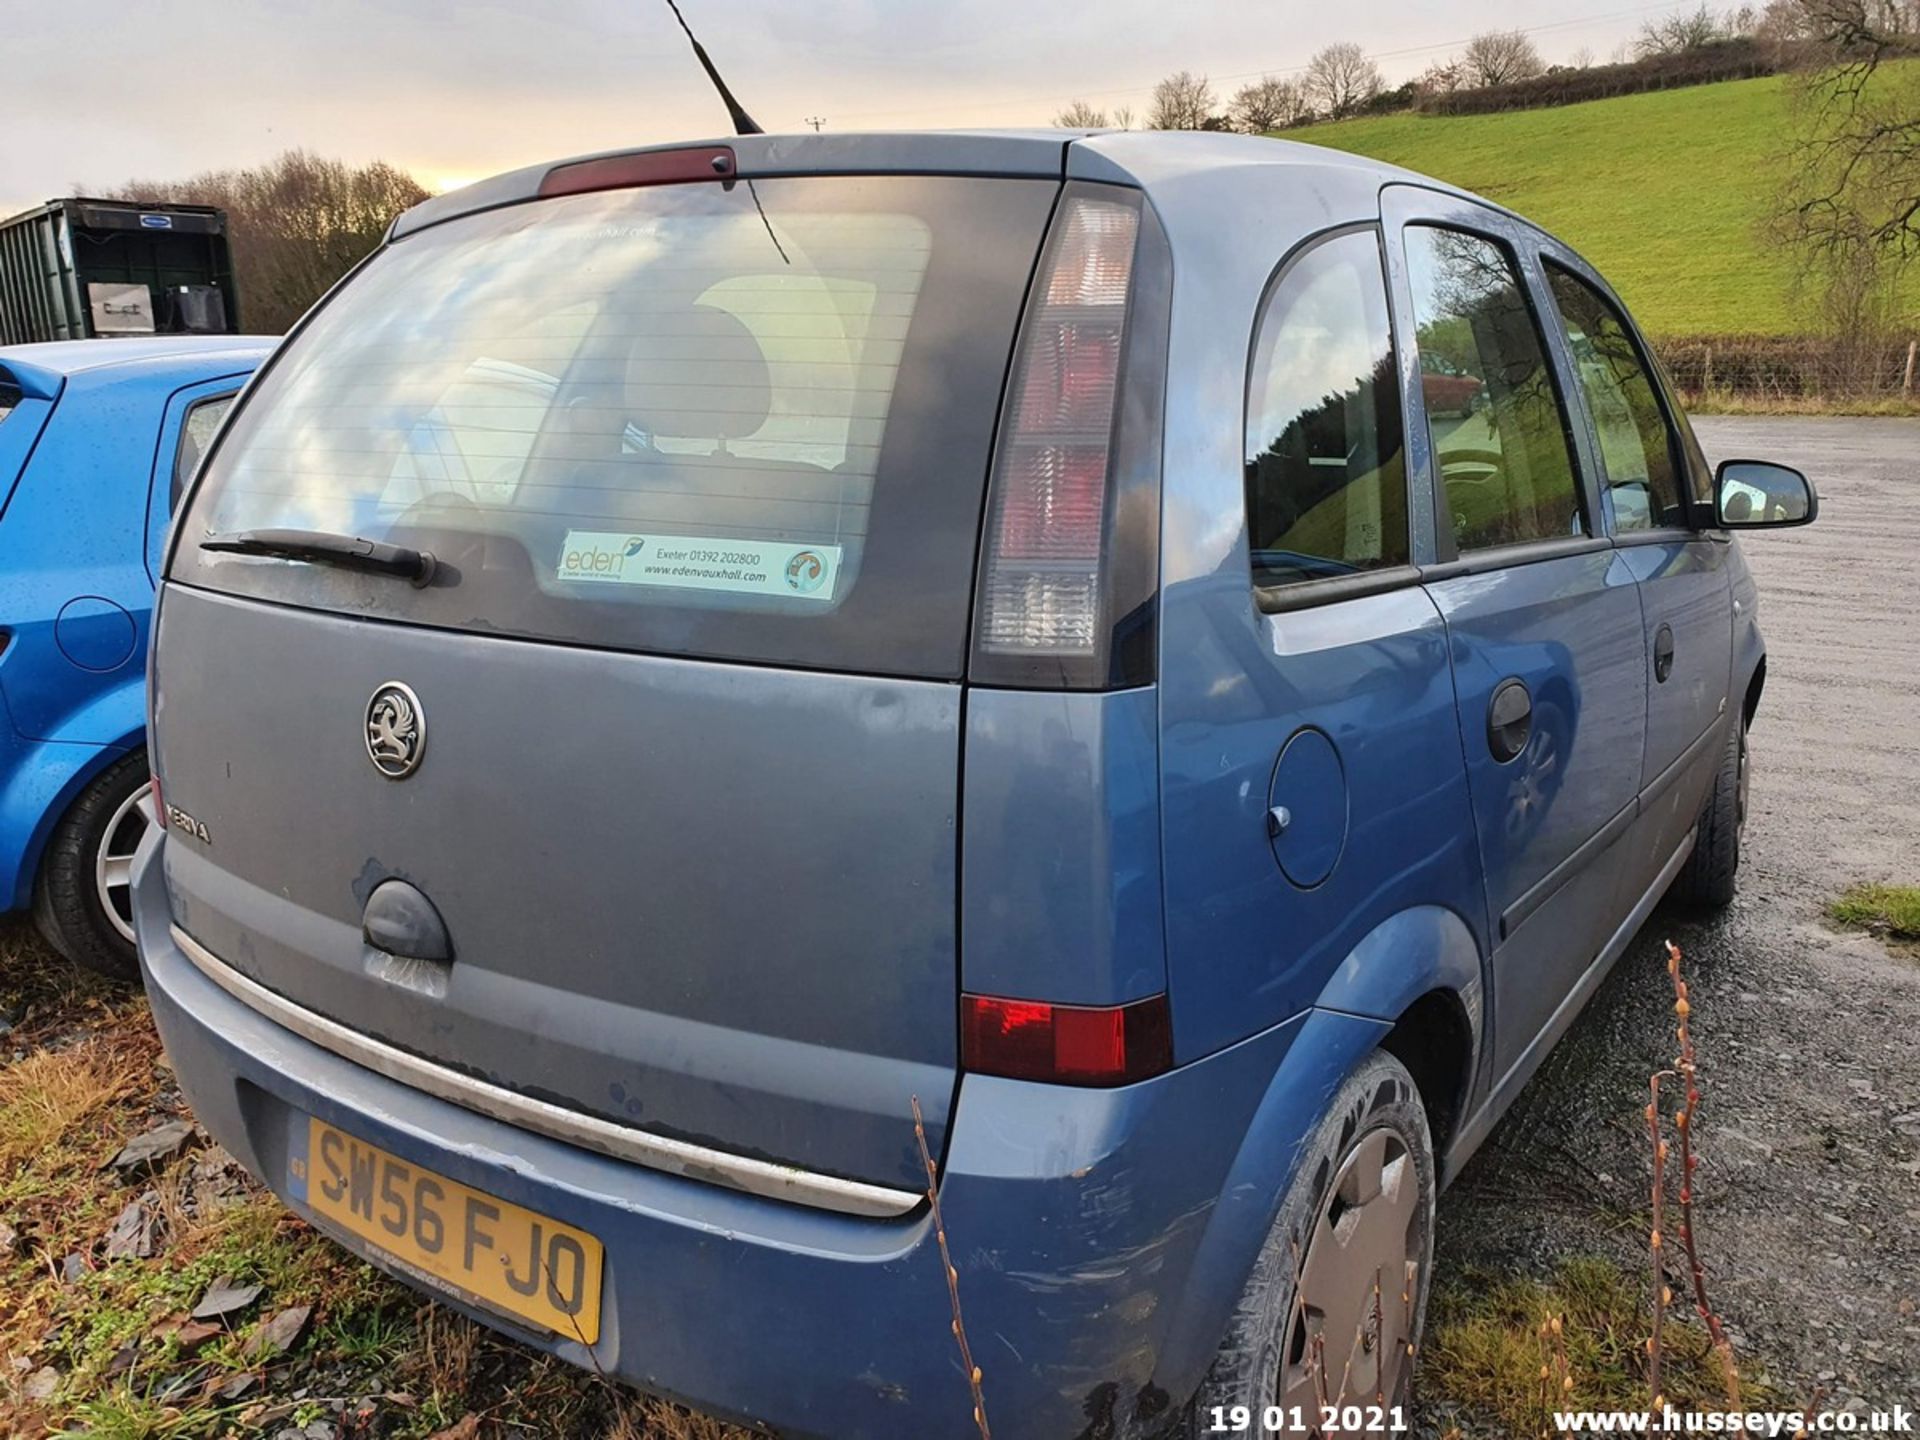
xmin=1379 ymin=989 xmax=1475 ymax=1164
xmin=2 ymin=730 xmax=145 ymax=912
xmin=1150 ymin=905 xmax=1487 ymax=1402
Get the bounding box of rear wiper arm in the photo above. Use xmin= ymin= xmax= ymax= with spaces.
xmin=201 ymin=528 xmax=437 ymax=587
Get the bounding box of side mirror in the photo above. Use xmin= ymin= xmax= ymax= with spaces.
xmin=1714 ymin=460 xmax=1817 ymax=529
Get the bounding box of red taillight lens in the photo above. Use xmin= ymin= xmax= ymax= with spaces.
xmin=977 ymin=191 xmax=1140 ymax=664
xmin=148 ymin=775 xmax=164 ymax=827
xmin=992 ymin=446 xmax=1108 ymax=561
xmin=961 ymin=992 xmax=1172 ymax=1086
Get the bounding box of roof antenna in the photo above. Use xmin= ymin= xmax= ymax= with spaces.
xmin=661 ymin=0 xmax=763 ymax=135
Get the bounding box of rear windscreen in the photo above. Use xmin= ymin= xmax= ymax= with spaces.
xmin=171 ymin=174 xmax=1058 ymax=677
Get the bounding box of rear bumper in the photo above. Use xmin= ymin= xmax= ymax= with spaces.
xmin=134 ymin=833 xmax=1307 ymax=1439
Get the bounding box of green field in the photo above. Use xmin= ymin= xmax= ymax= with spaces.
xmin=1293 ymin=76 xmax=1816 ymax=338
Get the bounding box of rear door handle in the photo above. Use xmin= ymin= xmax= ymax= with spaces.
xmin=1653 ymin=623 xmax=1676 ymax=683
xmin=1488 ymin=678 xmax=1532 ymax=763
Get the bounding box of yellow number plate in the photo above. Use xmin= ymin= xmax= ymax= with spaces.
xmin=295 ymin=1117 xmax=603 ymax=1342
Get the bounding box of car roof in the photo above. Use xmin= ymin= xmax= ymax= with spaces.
xmin=0 ymin=335 xmax=275 ymax=379
xmin=390 ymin=129 xmax=1461 ymax=241
xmin=0 ymin=335 xmax=273 ymax=402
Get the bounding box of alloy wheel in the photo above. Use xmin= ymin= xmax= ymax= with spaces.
xmin=94 ymin=780 xmax=154 ymax=946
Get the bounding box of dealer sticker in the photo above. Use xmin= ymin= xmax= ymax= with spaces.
xmin=557 ymin=531 xmax=842 ymax=602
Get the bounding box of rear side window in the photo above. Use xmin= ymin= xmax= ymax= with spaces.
xmin=1244 ymin=230 xmax=1407 ymax=589
xmin=1405 ymin=226 xmax=1585 ymax=554
xmin=1545 ymin=266 xmax=1685 ymax=533
xmin=171 ymin=393 xmax=236 ymax=508
xmin=173 ymin=175 xmax=1058 ymax=678
xmin=0 ymin=376 xmax=19 ymax=426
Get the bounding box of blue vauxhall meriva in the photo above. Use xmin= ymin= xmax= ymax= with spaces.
xmin=134 ymin=132 xmax=1815 ymax=1438
xmin=0 ymin=335 xmax=266 ymax=977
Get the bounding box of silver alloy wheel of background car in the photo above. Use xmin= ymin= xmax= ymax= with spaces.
xmin=93 ymin=780 xmax=154 ymax=946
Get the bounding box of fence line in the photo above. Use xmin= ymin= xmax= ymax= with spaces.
xmin=1653 ymin=333 xmax=1920 ymax=406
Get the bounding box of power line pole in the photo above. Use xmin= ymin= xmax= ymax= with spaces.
xmin=804 ymin=115 xmax=826 ymax=131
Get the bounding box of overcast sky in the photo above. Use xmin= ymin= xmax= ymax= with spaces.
xmin=2 ymin=0 xmax=1698 ymax=213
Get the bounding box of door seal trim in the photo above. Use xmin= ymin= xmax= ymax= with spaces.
xmin=1499 ymin=794 xmax=1638 ymax=941
xmin=169 ymin=925 xmax=923 ymax=1220
xmin=1640 ymin=714 xmax=1726 ymax=812
xmin=1497 ymin=715 xmax=1729 ymax=942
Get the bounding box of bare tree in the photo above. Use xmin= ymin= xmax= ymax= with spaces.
xmin=1055 ymin=99 xmax=1110 ymax=128
xmin=1770 ymin=0 xmax=1920 ymax=392
xmin=1752 ymin=0 xmax=1818 ymax=42
xmin=1567 ymin=44 xmax=1598 ymax=68
xmin=1461 ymin=29 xmax=1548 ymax=86
xmin=1230 ymin=75 xmax=1313 ymax=132
xmin=1148 ymin=70 xmax=1219 ymax=129
xmin=1415 ymin=57 xmax=1466 ymax=96
xmin=105 ymin=150 xmax=429 ymax=334
xmin=1779 ymin=0 xmax=1920 ymax=257
xmin=1790 ymin=0 xmax=1920 ymax=43
xmin=1304 ymin=42 xmax=1384 ymax=118
xmin=1112 ymin=104 xmax=1136 ymax=130
xmin=1636 ymin=4 xmax=1729 ymax=55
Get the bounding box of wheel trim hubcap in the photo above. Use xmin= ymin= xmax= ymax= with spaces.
xmin=94 ymin=781 xmax=154 ymax=945
xmin=1279 ymin=1128 xmax=1421 ymax=1431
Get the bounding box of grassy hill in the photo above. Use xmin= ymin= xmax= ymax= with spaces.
xmin=1292 ymin=75 xmax=1814 ymax=337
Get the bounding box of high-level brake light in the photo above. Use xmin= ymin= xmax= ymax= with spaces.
xmin=538 ymin=147 xmax=737 ymax=199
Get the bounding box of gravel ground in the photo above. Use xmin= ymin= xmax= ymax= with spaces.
xmin=1435 ymin=415 xmax=1920 ymax=1408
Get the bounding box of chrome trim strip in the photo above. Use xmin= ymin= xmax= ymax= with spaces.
xmin=170 ymin=925 xmax=922 ymax=1220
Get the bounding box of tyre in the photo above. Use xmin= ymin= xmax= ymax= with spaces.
xmin=1670 ymin=718 xmax=1745 ymax=911
xmin=1183 ymin=1051 xmax=1436 ymax=1438
xmin=32 ymin=751 xmax=153 ymax=981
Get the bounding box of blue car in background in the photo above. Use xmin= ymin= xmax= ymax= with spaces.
xmin=1 ymin=335 xmax=269 ymax=977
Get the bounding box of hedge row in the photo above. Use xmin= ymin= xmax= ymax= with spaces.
xmin=1421 ymin=39 xmax=1800 ymax=116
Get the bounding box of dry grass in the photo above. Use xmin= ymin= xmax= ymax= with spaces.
xmin=0 ymin=917 xmax=758 ymax=1439
xmin=1423 ymin=1257 xmax=1746 ymax=1430
xmin=0 ymin=1029 xmax=156 ymax=1172
xmin=603 ymin=1396 xmax=759 ymax=1440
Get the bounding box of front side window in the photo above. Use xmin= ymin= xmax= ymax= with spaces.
xmin=1647 ymin=346 xmax=1715 ymax=508
xmin=1244 ymin=229 xmax=1407 ymax=589
xmin=171 ymin=393 xmax=236 ymax=507
xmin=1405 ymin=226 xmax=1584 ymax=554
xmin=172 ymin=175 xmax=1058 ymax=678
xmin=1546 ymin=266 xmax=1684 ymax=533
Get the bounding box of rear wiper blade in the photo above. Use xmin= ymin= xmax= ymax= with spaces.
xmin=201 ymin=528 xmax=436 ymax=587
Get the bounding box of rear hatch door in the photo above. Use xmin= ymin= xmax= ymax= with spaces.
xmin=155 ymin=171 xmax=1061 ymax=1196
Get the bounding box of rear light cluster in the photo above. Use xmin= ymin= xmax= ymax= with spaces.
xmin=976 ymin=191 xmax=1141 ymax=669
xmin=961 ymin=992 xmax=1172 ymax=1086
